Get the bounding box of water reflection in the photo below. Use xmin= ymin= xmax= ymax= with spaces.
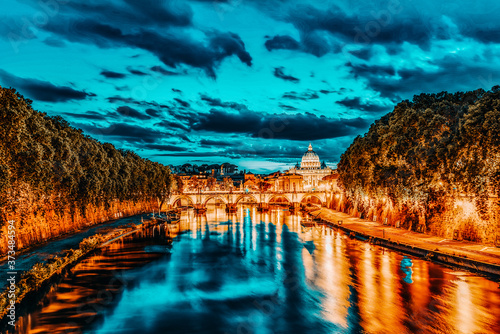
xmin=14 ymin=206 xmax=500 ymax=334
xmin=401 ymin=257 xmax=413 ymax=284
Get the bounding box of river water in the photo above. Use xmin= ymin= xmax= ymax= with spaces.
xmin=14 ymin=206 xmax=500 ymax=334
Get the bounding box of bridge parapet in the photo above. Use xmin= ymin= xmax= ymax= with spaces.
xmin=168 ymin=190 xmax=327 ymax=207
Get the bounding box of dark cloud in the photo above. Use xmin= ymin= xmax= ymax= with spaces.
xmin=274 ymin=67 xmax=300 ymax=83
xmin=145 ymin=108 xmax=162 ymax=117
xmin=114 ymin=85 xmax=131 ymax=92
xmin=336 ymin=97 xmax=388 ymax=113
xmin=265 ymin=35 xmax=300 ymax=51
xmin=347 ymin=55 xmax=500 ymax=100
xmin=454 ymin=5 xmax=500 ymax=44
xmin=100 ymin=70 xmax=126 ymax=79
xmin=42 ymin=18 xmax=252 ymax=78
xmin=460 ymin=27 xmax=500 ymax=44
xmin=190 ymin=0 xmax=230 ymax=2
xmin=279 ymin=104 xmax=298 ymax=111
xmin=172 ymin=88 xmax=182 ymax=93
xmin=264 ymin=33 xmax=333 ymax=57
xmin=82 ymin=122 xmax=166 ymax=143
xmin=108 ymin=96 xmax=137 ymax=104
xmin=226 ymin=145 xmax=306 ymax=159
xmin=300 ymin=30 xmax=334 ymax=57
xmin=61 ymin=111 xmax=109 ymax=121
xmin=153 ymin=151 xmax=223 ymax=157
xmin=127 ymin=68 xmax=148 ymax=76
xmin=257 ymin=2 xmax=472 ymax=58
xmin=0 ymin=70 xmax=93 ymax=102
xmin=155 ymin=120 xmax=190 ymax=131
xmin=347 ymin=63 xmax=396 ymax=78
xmin=286 ymin=4 xmax=433 ymax=51
xmin=348 ymin=48 xmax=373 ymax=60
xmin=190 ymin=109 xmax=370 ymax=140
xmin=177 ymin=133 xmax=193 ymax=143
xmin=345 ymin=62 xmax=400 ymax=100
xmin=152 ymin=144 xmax=306 ymax=159
xmin=144 ymin=144 xmax=188 ymax=152
xmin=174 ymin=98 xmax=190 ymax=108
xmin=42 ymin=0 xmax=193 ymax=30
xmin=151 ymin=66 xmax=178 ymax=75
xmin=116 ymin=106 xmax=151 ymax=120
xmin=200 ymin=139 xmax=235 ymax=147
xmin=107 ymin=96 xmax=169 ymax=108
xmin=282 ymin=90 xmax=319 ymax=101
xmin=122 ymin=0 xmax=193 ymax=26
xmin=200 ymin=94 xmax=247 ymax=110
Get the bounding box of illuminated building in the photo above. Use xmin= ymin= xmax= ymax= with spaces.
xmin=288 ymin=143 xmax=334 ymax=190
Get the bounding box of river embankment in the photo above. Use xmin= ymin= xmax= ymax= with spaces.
xmin=0 ymin=214 xmax=161 ymax=327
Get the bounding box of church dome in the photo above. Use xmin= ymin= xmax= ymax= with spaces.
xmin=301 ymin=143 xmax=321 ymax=169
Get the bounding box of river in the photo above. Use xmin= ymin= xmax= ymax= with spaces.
xmin=13 ymin=206 xmax=500 ymax=334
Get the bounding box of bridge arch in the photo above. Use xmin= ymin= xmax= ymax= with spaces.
xmin=171 ymin=195 xmax=195 ymax=207
xmin=300 ymin=193 xmax=324 ymax=206
xmin=234 ymin=194 xmax=258 ymax=204
xmin=267 ymin=194 xmax=293 ymax=204
xmin=203 ymin=195 xmax=229 ymax=206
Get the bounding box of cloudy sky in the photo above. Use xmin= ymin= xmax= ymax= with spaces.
xmin=1 ymin=0 xmax=499 ymax=172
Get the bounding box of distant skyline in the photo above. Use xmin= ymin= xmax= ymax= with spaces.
xmin=1 ymin=0 xmax=500 ymax=172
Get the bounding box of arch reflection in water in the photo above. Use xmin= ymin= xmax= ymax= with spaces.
xmin=14 ymin=205 xmax=500 ymax=334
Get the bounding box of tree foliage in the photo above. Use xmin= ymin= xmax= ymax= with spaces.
xmin=0 ymin=87 xmax=172 ymax=233
xmin=338 ymin=86 xmax=500 ymax=228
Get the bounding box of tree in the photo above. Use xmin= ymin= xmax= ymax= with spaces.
xmin=172 ymin=174 xmax=184 ymax=194
xmin=337 ymin=86 xmax=500 ymax=236
xmin=0 ymin=86 xmax=174 ymax=251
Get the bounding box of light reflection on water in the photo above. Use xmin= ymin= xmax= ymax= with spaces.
xmin=15 ymin=206 xmax=500 ymax=334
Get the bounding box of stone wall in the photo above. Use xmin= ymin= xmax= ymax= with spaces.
xmin=329 ymin=193 xmax=500 ymax=245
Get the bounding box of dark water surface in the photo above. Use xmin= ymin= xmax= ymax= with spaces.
xmin=15 ymin=206 xmax=500 ymax=334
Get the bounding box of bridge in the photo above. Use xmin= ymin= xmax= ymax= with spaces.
xmin=167 ymin=190 xmax=331 ymax=213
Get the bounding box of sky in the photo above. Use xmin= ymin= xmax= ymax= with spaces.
xmin=1 ymin=0 xmax=500 ymax=173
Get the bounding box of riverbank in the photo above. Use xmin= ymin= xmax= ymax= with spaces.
xmin=0 ymin=213 xmax=155 ymax=292
xmin=308 ymin=207 xmax=500 ymax=277
xmin=0 ymin=218 xmax=155 ymax=326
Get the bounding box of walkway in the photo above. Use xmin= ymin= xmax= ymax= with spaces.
xmin=0 ymin=213 xmax=151 ymax=289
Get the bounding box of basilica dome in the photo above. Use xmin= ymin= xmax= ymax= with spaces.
xmin=301 ymin=143 xmax=321 ymax=169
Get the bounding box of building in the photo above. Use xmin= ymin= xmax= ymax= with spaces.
xmin=276 ymin=173 xmax=303 ymax=192
xmin=265 ymin=172 xmax=303 ymax=192
xmin=288 ymin=143 xmax=334 ymax=190
xmin=243 ymin=172 xmax=258 ymax=191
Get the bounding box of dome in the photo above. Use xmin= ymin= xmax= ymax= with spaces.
xmin=301 ymin=143 xmax=321 ymax=169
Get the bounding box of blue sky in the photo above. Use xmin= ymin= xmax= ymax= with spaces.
xmin=1 ymin=0 xmax=500 ymax=172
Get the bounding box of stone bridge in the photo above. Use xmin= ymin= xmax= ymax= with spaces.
xmin=167 ymin=190 xmax=330 ymax=212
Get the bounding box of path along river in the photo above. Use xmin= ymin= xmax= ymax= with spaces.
xmin=0 ymin=213 xmax=152 ymax=290
xmin=12 ymin=206 xmax=500 ymax=334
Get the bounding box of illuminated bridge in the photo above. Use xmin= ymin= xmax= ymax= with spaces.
xmin=167 ymin=190 xmax=330 ymax=212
